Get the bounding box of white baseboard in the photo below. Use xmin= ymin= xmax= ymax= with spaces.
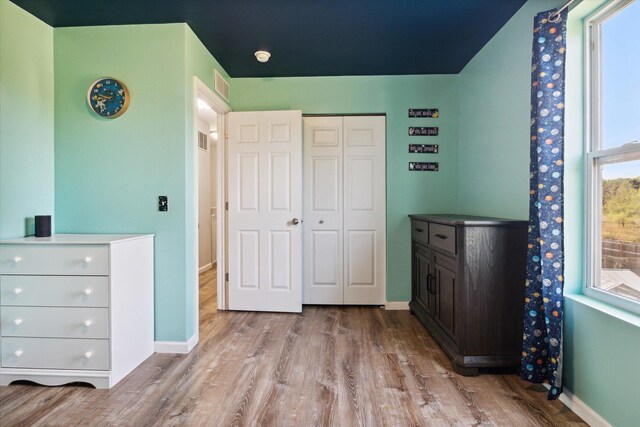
xmin=544 ymin=384 xmax=611 ymax=427
xmin=198 ymin=263 xmax=213 ymax=274
xmin=385 ymin=301 xmax=410 ymax=310
xmin=154 ymin=333 xmax=199 ymax=354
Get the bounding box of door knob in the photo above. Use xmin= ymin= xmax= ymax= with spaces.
xmin=291 ymin=218 xmax=300 ymax=225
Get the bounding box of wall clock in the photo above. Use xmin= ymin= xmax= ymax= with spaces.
xmin=87 ymin=77 xmax=130 ymax=118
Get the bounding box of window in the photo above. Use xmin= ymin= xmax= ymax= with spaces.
xmin=586 ymin=0 xmax=640 ymax=313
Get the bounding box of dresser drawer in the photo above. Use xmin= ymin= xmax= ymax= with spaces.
xmin=1 ymin=307 xmax=108 ymax=339
xmin=0 ymin=245 xmax=109 ymax=276
xmin=411 ymin=221 xmax=429 ymax=245
xmin=429 ymin=223 xmax=456 ymax=254
xmin=2 ymin=337 xmax=109 ymax=370
xmin=1 ymin=276 xmax=109 ymax=307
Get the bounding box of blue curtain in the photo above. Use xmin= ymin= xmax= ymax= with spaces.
xmin=521 ymin=6 xmax=568 ymax=400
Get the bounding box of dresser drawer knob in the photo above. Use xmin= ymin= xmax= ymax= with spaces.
xmin=14 ymin=350 xmax=23 ymax=357
xmin=14 ymin=319 xmax=23 ymax=325
xmin=13 ymin=288 xmax=23 ymax=295
xmin=13 ymin=256 xmax=22 ymax=263
xmin=83 ymin=256 xmax=93 ymax=263
xmin=84 ymin=289 xmax=93 ymax=296
xmin=435 ymin=233 xmax=448 ymax=240
xmin=84 ymin=320 xmax=93 ymax=327
xmin=84 ymin=351 xmax=93 ymax=359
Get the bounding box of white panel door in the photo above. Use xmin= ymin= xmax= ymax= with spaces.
xmin=228 ymin=111 xmax=302 ymax=312
xmin=343 ymin=116 xmax=386 ymax=304
xmin=303 ymin=117 xmax=343 ymax=304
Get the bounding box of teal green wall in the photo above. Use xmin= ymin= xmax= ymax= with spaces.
xmin=54 ymin=23 xmax=228 ymax=342
xmin=232 ymin=75 xmax=459 ymax=302
xmin=457 ymin=0 xmax=639 ymax=425
xmin=564 ymin=295 xmax=640 ymax=426
xmin=55 ymin=24 xmax=186 ymax=342
xmin=457 ymin=0 xmax=563 ymax=220
xmin=0 ymin=0 xmax=55 ymax=239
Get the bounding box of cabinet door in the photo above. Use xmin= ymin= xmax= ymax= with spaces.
xmin=413 ymin=244 xmax=431 ymax=311
xmin=434 ymin=259 xmax=457 ymax=341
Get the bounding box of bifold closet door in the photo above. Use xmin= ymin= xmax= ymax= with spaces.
xmin=303 ymin=117 xmax=344 ymax=304
xmin=343 ymin=116 xmax=386 ymax=304
xmin=303 ymin=116 xmax=386 ymax=305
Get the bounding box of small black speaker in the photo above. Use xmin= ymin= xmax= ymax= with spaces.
xmin=35 ymin=215 xmax=51 ymax=237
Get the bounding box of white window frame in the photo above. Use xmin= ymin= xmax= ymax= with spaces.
xmin=584 ymin=0 xmax=640 ymax=315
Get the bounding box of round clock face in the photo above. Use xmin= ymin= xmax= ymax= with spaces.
xmin=87 ymin=77 xmax=130 ymax=118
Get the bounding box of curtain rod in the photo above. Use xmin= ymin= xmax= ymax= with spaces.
xmin=549 ymin=0 xmax=580 ymax=22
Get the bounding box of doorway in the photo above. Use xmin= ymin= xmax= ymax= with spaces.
xmin=193 ymin=77 xmax=230 ymax=343
xmin=197 ymin=99 xmax=217 ymax=275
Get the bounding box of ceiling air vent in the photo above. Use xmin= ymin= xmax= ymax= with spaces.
xmin=198 ymin=131 xmax=208 ymax=151
xmin=214 ymin=69 xmax=230 ymax=102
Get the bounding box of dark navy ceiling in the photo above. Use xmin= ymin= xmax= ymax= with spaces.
xmin=10 ymin=0 xmax=527 ymax=78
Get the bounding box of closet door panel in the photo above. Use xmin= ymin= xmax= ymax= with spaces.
xmin=343 ymin=116 xmax=386 ymax=305
xmin=303 ymin=117 xmax=344 ymax=304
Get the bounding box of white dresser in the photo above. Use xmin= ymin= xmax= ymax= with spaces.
xmin=0 ymin=234 xmax=154 ymax=389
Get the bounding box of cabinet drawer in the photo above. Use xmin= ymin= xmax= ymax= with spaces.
xmin=411 ymin=221 xmax=429 ymax=245
xmin=1 ymin=276 xmax=109 ymax=307
xmin=2 ymin=337 xmax=109 ymax=370
xmin=1 ymin=307 xmax=108 ymax=339
xmin=429 ymin=223 xmax=456 ymax=254
xmin=0 ymin=245 xmax=109 ymax=276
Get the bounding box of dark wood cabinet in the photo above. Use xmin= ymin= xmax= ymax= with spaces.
xmin=409 ymin=214 xmax=527 ymax=375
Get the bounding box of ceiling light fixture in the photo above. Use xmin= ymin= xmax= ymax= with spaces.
xmin=254 ymin=50 xmax=271 ymax=63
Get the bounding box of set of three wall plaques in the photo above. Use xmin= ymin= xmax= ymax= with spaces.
xmin=407 ymin=108 xmax=439 ymax=172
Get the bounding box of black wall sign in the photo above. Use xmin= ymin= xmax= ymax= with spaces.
xmin=409 ymin=127 xmax=438 ymax=136
xmin=408 ymin=108 xmax=439 ymax=118
xmin=409 ymin=144 xmax=439 ymax=154
xmin=409 ymin=162 xmax=439 ymax=171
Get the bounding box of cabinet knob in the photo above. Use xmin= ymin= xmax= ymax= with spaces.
xmin=84 ymin=320 xmax=93 ymax=327
xmin=84 ymin=289 xmax=93 ymax=296
xmin=83 ymin=256 xmax=92 ymax=263
xmin=13 ymin=256 xmax=22 ymax=263
xmin=319 ymin=220 xmax=324 ymax=224
xmin=14 ymin=350 xmax=23 ymax=357
xmin=13 ymin=288 xmax=22 ymax=295
xmin=84 ymin=351 xmax=93 ymax=359
xmin=14 ymin=319 xmax=23 ymax=325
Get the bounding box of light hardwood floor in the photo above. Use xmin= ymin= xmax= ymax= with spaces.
xmin=0 ymin=269 xmax=585 ymax=426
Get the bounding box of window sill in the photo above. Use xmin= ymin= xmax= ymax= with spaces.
xmin=565 ymin=293 xmax=640 ymax=328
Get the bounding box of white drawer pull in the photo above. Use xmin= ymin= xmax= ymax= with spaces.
xmin=13 ymin=288 xmax=23 ymax=295
xmin=13 ymin=256 xmax=22 ymax=263
xmin=84 ymin=320 xmax=93 ymax=327
xmin=83 ymin=256 xmax=92 ymax=263
xmin=14 ymin=350 xmax=23 ymax=357
xmin=84 ymin=351 xmax=93 ymax=359
xmin=14 ymin=319 xmax=23 ymax=325
xmin=84 ymin=289 xmax=93 ymax=296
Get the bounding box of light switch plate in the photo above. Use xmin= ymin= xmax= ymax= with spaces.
xmin=159 ymin=196 xmax=168 ymax=211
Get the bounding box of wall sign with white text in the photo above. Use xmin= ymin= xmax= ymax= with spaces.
xmin=408 ymin=144 xmax=438 ymax=154
xmin=408 ymin=127 xmax=438 ymax=136
xmin=408 ymin=108 xmax=439 ymax=118
xmin=409 ymin=162 xmax=439 ymax=171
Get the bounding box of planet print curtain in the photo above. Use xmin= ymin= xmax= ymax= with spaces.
xmin=521 ymin=6 xmax=568 ymax=400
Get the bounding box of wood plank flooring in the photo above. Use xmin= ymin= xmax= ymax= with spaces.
xmin=0 ymin=269 xmax=586 ymax=426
